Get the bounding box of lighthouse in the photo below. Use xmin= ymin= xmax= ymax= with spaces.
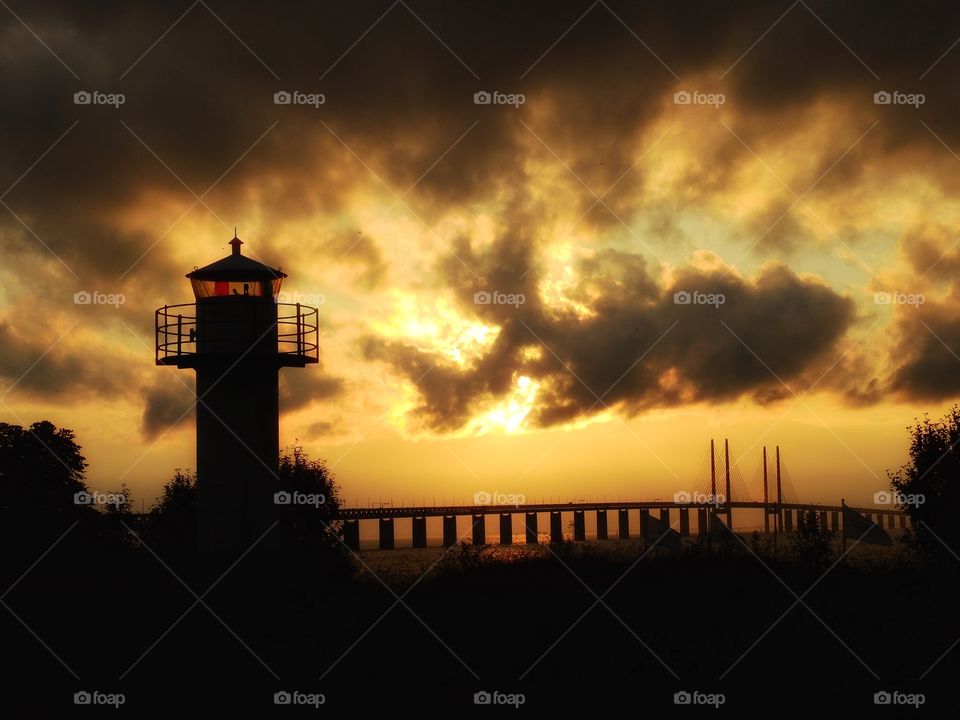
xmin=155 ymin=233 xmax=318 ymax=568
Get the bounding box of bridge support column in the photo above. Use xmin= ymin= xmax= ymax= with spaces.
xmin=639 ymin=509 xmax=650 ymax=540
xmin=499 ymin=514 xmax=513 ymax=545
xmin=679 ymin=508 xmax=690 ymax=536
xmin=412 ymin=516 xmax=427 ymax=548
xmin=525 ymin=512 xmax=538 ymax=543
xmin=898 ymin=513 xmax=906 ymax=529
xmin=379 ymin=518 xmax=395 ymax=550
xmin=830 ymin=511 xmax=839 ymax=531
xmin=550 ymin=511 xmax=563 ymax=543
xmin=697 ymin=508 xmax=708 ymax=537
xmin=596 ymin=510 xmax=608 ymax=540
xmin=660 ymin=507 xmax=670 ymax=529
xmin=618 ymin=509 xmax=629 ymax=539
xmin=784 ymin=509 xmax=793 ymax=532
xmin=472 ymin=514 xmax=486 ymax=546
xmin=442 ymin=515 xmax=457 ymax=547
xmin=573 ymin=510 xmax=586 ymax=541
xmin=343 ymin=519 xmax=360 ymax=551
xmin=818 ymin=511 xmax=827 ymax=529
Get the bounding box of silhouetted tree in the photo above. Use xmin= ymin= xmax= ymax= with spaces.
xmin=790 ymin=510 xmax=835 ymax=571
xmin=889 ymin=406 xmax=960 ymax=560
xmin=0 ymin=421 xmax=92 ymax=543
xmin=145 ymin=469 xmax=198 ymax=568
xmin=277 ymin=443 xmax=347 ymax=563
xmin=0 ymin=420 xmax=88 ymax=513
xmin=152 ymin=468 xmax=198 ymax=519
xmin=104 ymin=482 xmax=133 ymax=515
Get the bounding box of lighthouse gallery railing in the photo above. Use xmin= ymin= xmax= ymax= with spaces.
xmin=155 ymin=302 xmax=319 ymax=364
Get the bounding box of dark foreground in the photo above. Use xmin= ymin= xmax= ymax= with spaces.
xmin=2 ymin=523 xmax=957 ymax=715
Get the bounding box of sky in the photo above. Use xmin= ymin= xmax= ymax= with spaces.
xmin=2 ymin=0 xmax=960 ymax=510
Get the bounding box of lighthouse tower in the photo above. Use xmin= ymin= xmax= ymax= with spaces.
xmin=155 ymin=233 xmax=318 ymax=568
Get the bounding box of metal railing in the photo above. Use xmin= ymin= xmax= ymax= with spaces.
xmin=155 ymin=302 xmax=318 ymax=364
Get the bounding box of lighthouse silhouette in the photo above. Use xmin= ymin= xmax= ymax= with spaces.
xmin=156 ymin=233 xmax=318 ymax=570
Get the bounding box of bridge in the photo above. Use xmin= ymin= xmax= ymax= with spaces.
xmin=335 ymin=441 xmax=909 ymax=550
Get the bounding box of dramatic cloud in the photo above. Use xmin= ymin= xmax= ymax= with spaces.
xmin=365 ymin=234 xmax=856 ymax=432
xmin=3 ymin=0 xmax=960 ymax=444
xmin=141 ymin=377 xmax=195 ymax=440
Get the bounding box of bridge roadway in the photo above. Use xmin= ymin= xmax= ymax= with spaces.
xmin=334 ymin=500 xmax=896 ymax=520
xmin=335 ymin=500 xmax=907 ymax=549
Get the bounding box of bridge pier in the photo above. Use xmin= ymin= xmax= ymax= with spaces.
xmin=697 ymin=508 xmax=707 ymax=537
xmin=596 ymin=510 xmax=608 ymax=540
xmin=618 ymin=509 xmax=629 ymax=539
xmin=525 ymin=512 xmax=539 ymax=543
xmin=898 ymin=513 xmax=906 ymax=528
xmin=412 ymin=516 xmax=427 ymax=548
xmin=343 ymin=519 xmax=360 ymax=551
xmin=550 ymin=511 xmax=563 ymax=543
xmin=679 ymin=508 xmax=690 ymax=536
xmin=472 ymin=514 xmax=486 ymax=546
xmin=573 ymin=510 xmax=586 ymax=541
xmin=784 ymin=509 xmax=793 ymax=532
xmin=639 ymin=509 xmax=650 ymax=540
xmin=660 ymin=507 xmax=670 ymax=529
xmin=818 ymin=511 xmax=827 ymax=530
xmin=887 ymin=513 xmax=895 ymax=529
xmin=830 ymin=511 xmax=839 ymax=532
xmin=379 ymin=518 xmax=395 ymax=550
xmin=499 ymin=513 xmax=513 ymax=545
xmin=442 ymin=515 xmax=457 ymax=547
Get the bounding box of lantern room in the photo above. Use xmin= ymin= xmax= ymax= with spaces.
xmin=155 ymin=233 xmax=319 ymax=368
xmin=187 ymin=234 xmax=286 ymax=299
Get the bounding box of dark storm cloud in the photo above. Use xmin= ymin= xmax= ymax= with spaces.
xmin=0 ymin=320 xmax=136 ymax=400
xmin=365 ymin=225 xmax=856 ymax=431
xmin=3 ymin=0 xmax=960 ymax=422
xmin=279 ymin=367 xmax=344 ymax=412
xmin=141 ymin=377 xmax=195 ymax=440
xmin=890 ymin=302 xmax=960 ymax=399
xmin=4 ymin=0 xmax=960 ymax=280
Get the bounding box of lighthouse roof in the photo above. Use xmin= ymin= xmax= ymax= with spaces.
xmin=186 ymin=234 xmax=287 ymax=281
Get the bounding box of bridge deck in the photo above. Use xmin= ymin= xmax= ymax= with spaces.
xmin=334 ymin=500 xmax=901 ymax=520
